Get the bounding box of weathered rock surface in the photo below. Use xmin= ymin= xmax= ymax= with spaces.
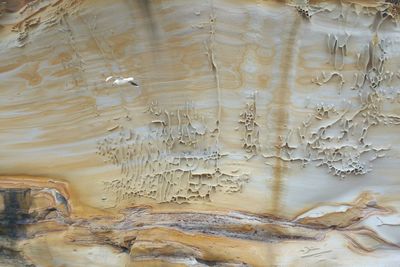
xmin=1 ymin=0 xmax=400 ymax=266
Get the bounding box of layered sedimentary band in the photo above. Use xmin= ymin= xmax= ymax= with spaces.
xmin=1 ymin=0 xmax=400 ymax=266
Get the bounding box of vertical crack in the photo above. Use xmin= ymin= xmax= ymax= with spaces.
xmin=205 ymin=0 xmax=221 ymax=143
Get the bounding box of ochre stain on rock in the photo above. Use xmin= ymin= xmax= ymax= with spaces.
xmin=17 ymin=62 xmax=42 ymax=86
xmin=271 ymin=14 xmax=301 ymax=215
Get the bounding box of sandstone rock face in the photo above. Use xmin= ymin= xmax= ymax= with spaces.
xmin=1 ymin=0 xmax=400 ymax=266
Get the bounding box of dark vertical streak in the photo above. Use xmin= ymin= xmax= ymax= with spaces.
xmin=0 ymin=189 xmax=35 ymax=266
xmin=0 ymin=189 xmax=31 ymax=238
xmin=271 ymin=15 xmax=301 ymax=214
xmin=137 ymin=0 xmax=158 ymax=41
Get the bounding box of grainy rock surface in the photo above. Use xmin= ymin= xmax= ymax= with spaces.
xmin=1 ymin=0 xmax=400 ymax=266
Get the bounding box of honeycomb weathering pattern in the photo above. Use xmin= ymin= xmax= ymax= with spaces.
xmin=1 ymin=0 xmax=400 ymax=266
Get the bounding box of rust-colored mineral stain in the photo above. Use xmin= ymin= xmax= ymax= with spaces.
xmin=0 ymin=175 xmax=70 ymax=200
xmin=51 ymin=67 xmax=79 ymax=77
xmin=3 ymin=0 xmax=35 ymax=12
xmin=17 ymin=62 xmax=42 ymax=86
xmin=0 ymin=62 xmax=23 ymax=74
xmin=50 ymin=52 xmax=72 ymax=65
xmin=107 ymin=32 xmax=134 ymax=58
xmin=133 ymin=227 xmax=270 ymax=266
xmin=271 ymin=15 xmax=301 ymax=214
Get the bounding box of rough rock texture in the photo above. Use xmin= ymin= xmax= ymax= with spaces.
xmin=1 ymin=0 xmax=400 ymax=266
